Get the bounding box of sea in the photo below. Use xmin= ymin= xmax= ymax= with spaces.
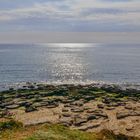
xmin=0 ymin=43 xmax=140 ymax=90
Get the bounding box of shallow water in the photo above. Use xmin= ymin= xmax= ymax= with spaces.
xmin=0 ymin=43 xmax=140 ymax=89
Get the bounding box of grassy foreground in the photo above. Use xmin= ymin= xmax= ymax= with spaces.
xmin=0 ymin=120 xmax=140 ymax=140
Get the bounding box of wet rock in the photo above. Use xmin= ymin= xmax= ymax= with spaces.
xmin=101 ymin=84 xmax=121 ymax=93
xmin=28 ymin=85 xmax=35 ymax=89
xmin=47 ymin=89 xmax=68 ymax=96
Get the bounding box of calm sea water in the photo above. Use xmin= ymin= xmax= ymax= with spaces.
xmin=0 ymin=43 xmax=140 ymax=88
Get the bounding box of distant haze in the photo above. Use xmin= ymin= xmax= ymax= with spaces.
xmin=0 ymin=32 xmax=140 ymax=44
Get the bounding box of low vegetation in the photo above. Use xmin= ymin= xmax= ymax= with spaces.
xmin=0 ymin=120 xmax=140 ymax=140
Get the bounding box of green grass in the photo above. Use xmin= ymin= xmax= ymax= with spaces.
xmin=0 ymin=120 xmax=140 ymax=140
xmin=25 ymin=124 xmax=96 ymax=140
xmin=0 ymin=120 xmax=23 ymax=131
xmin=25 ymin=124 xmax=140 ymax=140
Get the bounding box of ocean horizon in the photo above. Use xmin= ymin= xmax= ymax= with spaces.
xmin=0 ymin=43 xmax=140 ymax=90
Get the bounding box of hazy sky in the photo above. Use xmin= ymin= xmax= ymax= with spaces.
xmin=0 ymin=0 xmax=140 ymax=32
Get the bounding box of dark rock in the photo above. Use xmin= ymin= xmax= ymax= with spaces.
xmin=2 ymin=101 xmax=14 ymax=107
xmin=116 ymin=110 xmax=140 ymax=119
xmin=84 ymin=96 xmax=95 ymax=101
xmin=93 ymin=110 xmax=108 ymax=118
xmin=71 ymin=101 xmax=84 ymax=107
xmin=87 ymin=109 xmax=96 ymax=113
xmin=102 ymin=97 xmax=111 ymax=104
xmin=71 ymin=108 xmax=84 ymax=113
xmin=18 ymin=101 xmax=31 ymax=107
xmin=74 ymin=117 xmax=88 ymax=126
xmin=59 ymin=117 xmax=73 ymax=126
xmin=78 ymin=123 xmax=100 ymax=131
xmin=87 ymin=114 xmax=97 ymax=121
xmin=106 ymin=107 xmax=115 ymax=110
xmin=62 ymin=99 xmax=74 ymax=104
xmin=25 ymin=106 xmax=37 ymax=113
xmin=28 ymin=85 xmax=35 ymax=89
xmin=97 ymin=104 xmax=104 ymax=109
xmin=64 ymin=104 xmax=71 ymax=108
xmin=46 ymin=103 xmax=59 ymax=108
xmin=101 ymin=84 xmax=121 ymax=93
xmin=62 ymin=108 xmax=69 ymax=112
xmin=62 ymin=113 xmax=71 ymax=117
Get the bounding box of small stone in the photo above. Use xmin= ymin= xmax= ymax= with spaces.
xmin=106 ymin=107 xmax=115 ymax=110
xmin=78 ymin=123 xmax=100 ymax=131
xmin=125 ymin=104 xmax=133 ymax=110
xmin=87 ymin=115 xmax=97 ymax=121
xmin=25 ymin=106 xmax=37 ymax=113
xmin=126 ymin=125 xmax=134 ymax=131
xmin=97 ymin=104 xmax=104 ymax=109
xmin=74 ymin=118 xmax=88 ymax=126
xmin=87 ymin=109 xmax=95 ymax=113
xmin=71 ymin=108 xmax=84 ymax=113
xmin=46 ymin=104 xmax=59 ymax=108
xmin=62 ymin=113 xmax=71 ymax=117
xmin=6 ymin=105 xmax=19 ymax=109
xmin=62 ymin=108 xmax=69 ymax=112
xmin=59 ymin=117 xmax=73 ymax=126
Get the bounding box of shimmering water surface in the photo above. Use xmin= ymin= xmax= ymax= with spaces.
xmin=0 ymin=43 xmax=140 ymax=87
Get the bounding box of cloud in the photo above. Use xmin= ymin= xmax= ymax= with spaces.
xmin=0 ymin=0 xmax=139 ymax=31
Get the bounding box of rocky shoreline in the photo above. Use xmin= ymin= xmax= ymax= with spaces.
xmin=0 ymin=83 xmax=140 ymax=137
